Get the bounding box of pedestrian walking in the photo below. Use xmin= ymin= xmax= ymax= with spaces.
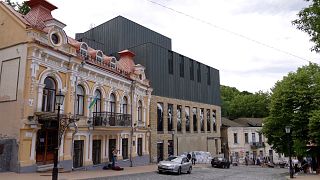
xmin=245 ymin=156 xmax=248 ymax=166
xmin=187 ymin=152 xmax=192 ymax=162
xmin=112 ymin=147 xmax=117 ymax=168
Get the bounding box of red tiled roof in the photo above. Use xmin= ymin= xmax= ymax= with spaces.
xmin=117 ymin=50 xmax=136 ymax=73
xmin=27 ymin=0 xmax=57 ymax=11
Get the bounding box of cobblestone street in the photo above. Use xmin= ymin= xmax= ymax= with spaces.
xmin=86 ymin=165 xmax=288 ymax=180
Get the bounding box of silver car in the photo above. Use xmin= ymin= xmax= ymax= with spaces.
xmin=158 ymin=156 xmax=192 ymax=175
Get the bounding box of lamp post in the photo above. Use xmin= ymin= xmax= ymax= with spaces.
xmin=52 ymin=90 xmax=64 ymax=180
xmin=285 ymin=126 xmax=294 ymax=179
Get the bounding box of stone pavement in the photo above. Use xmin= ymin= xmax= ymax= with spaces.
xmin=286 ymin=174 xmax=320 ymax=180
xmin=1 ymin=164 xmax=159 ymax=180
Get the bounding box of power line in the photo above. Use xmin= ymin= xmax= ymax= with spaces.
xmin=147 ymin=0 xmax=315 ymax=63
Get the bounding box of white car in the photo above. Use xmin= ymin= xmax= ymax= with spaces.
xmin=158 ymin=156 xmax=192 ymax=175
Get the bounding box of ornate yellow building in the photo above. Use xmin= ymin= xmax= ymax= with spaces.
xmin=0 ymin=0 xmax=152 ymax=172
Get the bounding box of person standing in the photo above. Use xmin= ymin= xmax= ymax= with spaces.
xmin=191 ymin=152 xmax=196 ymax=165
xmin=112 ymin=147 xmax=117 ymax=168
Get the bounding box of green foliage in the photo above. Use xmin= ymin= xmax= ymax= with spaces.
xmin=292 ymin=0 xmax=320 ymax=52
xmin=5 ymin=0 xmax=30 ymax=15
xmin=309 ymin=110 xmax=320 ymax=144
xmin=262 ymin=63 xmax=320 ymax=155
xmin=220 ymin=85 xmax=270 ymax=119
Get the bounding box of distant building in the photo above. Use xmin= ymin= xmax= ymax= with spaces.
xmin=0 ymin=0 xmax=151 ymax=172
xmin=76 ymin=16 xmax=222 ymax=162
xmin=221 ymin=118 xmax=282 ymax=164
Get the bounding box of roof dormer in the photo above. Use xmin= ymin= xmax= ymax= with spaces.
xmin=96 ymin=50 xmax=103 ymax=64
xmin=80 ymin=42 xmax=88 ymax=59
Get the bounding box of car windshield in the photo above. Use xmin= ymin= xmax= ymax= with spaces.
xmin=166 ymin=156 xmax=177 ymax=161
xmin=171 ymin=157 xmax=183 ymax=163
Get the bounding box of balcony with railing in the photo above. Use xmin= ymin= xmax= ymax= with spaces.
xmin=250 ymin=142 xmax=265 ymax=149
xmin=93 ymin=112 xmax=131 ymax=127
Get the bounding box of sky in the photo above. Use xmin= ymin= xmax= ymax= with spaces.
xmin=17 ymin=0 xmax=320 ymax=93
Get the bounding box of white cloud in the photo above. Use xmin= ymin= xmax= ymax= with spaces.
xmin=17 ymin=0 xmax=320 ymax=92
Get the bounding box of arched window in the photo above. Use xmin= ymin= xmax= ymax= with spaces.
xmin=80 ymin=43 xmax=88 ymax=58
xmin=94 ymin=89 xmax=101 ymax=113
xmin=110 ymin=57 xmax=117 ymax=69
xmin=42 ymin=77 xmax=56 ymax=112
xmin=76 ymin=85 xmax=85 ymax=115
xmin=109 ymin=93 xmax=116 ymax=113
xmin=122 ymin=96 xmax=128 ymax=114
xmin=138 ymin=100 xmax=142 ymax=122
xmin=96 ymin=51 xmax=103 ymax=63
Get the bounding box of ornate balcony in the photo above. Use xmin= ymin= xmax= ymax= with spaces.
xmin=93 ymin=112 xmax=131 ymax=127
xmin=250 ymin=142 xmax=265 ymax=149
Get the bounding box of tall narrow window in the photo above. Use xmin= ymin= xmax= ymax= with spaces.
xmin=193 ymin=108 xmax=197 ymax=132
xmin=259 ymin=133 xmax=262 ymax=143
xmin=80 ymin=43 xmax=88 ymax=59
xmin=168 ymin=51 xmax=173 ymax=74
xmin=138 ymin=100 xmax=142 ymax=122
xmin=185 ymin=107 xmax=190 ymax=132
xmin=122 ymin=96 xmax=128 ymax=114
xmin=168 ymin=104 xmax=173 ymax=131
xmin=190 ymin=59 xmax=194 ymax=80
xmin=122 ymin=138 xmax=128 ymax=159
xmin=200 ymin=109 xmax=204 ymax=132
xmin=245 ymin=133 xmax=249 ymax=144
xmin=212 ymin=110 xmax=216 ymax=131
xmin=137 ymin=138 xmax=143 ymax=156
xmin=252 ymin=133 xmax=256 ymax=143
xmin=197 ymin=62 xmax=201 ymax=82
xmin=177 ymin=105 xmax=182 ymax=132
xmin=42 ymin=77 xmax=56 ymax=112
xmin=157 ymin=103 xmax=163 ymax=131
xmin=96 ymin=51 xmax=103 ymax=63
xmin=109 ymin=93 xmax=116 ymax=113
xmin=94 ymin=90 xmax=101 ymax=113
xmin=234 ymin=133 xmax=238 ymax=144
xmin=207 ymin=66 xmax=211 ymax=85
xmin=76 ymin=85 xmax=85 ymax=115
xmin=179 ymin=55 xmax=184 ymax=77
xmin=206 ymin=109 xmax=211 ymax=132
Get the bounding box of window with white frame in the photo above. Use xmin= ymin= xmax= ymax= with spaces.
xmin=80 ymin=43 xmax=88 ymax=58
xmin=138 ymin=100 xmax=142 ymax=122
xmin=110 ymin=57 xmax=117 ymax=69
xmin=42 ymin=77 xmax=56 ymax=112
xmin=122 ymin=96 xmax=128 ymax=114
xmin=76 ymin=85 xmax=85 ymax=115
xmin=96 ymin=51 xmax=103 ymax=63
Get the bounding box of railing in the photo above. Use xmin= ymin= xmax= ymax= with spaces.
xmin=93 ymin=112 xmax=131 ymax=127
xmin=250 ymin=142 xmax=265 ymax=149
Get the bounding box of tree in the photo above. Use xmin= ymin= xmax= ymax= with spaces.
xmin=292 ymin=0 xmax=320 ymax=52
xmin=262 ymin=63 xmax=320 ymax=156
xmin=220 ymin=85 xmax=270 ymax=119
xmin=5 ymin=0 xmax=30 ymax=15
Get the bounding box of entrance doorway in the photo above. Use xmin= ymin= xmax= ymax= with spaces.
xmin=36 ymin=120 xmax=58 ymax=165
xmin=109 ymin=139 xmax=116 ymax=161
xmin=92 ymin=140 xmax=101 ymax=165
xmin=157 ymin=142 xmax=163 ymax=162
xmin=73 ymin=140 xmax=84 ymax=168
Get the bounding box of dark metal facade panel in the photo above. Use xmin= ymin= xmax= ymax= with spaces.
xmin=130 ymin=43 xmax=221 ymax=106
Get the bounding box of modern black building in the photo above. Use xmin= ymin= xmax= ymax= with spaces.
xmin=76 ymin=16 xmax=220 ymax=106
xmin=76 ymin=16 xmax=222 ymax=162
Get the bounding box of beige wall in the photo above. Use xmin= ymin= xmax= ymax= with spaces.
xmin=0 ymin=3 xmax=28 ymax=49
xmin=0 ymin=44 xmax=28 ymax=140
xmin=150 ymin=95 xmax=221 ymax=162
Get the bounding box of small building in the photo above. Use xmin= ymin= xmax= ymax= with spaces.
xmin=221 ymin=118 xmax=282 ymax=164
xmin=0 ymin=0 xmax=152 ymax=172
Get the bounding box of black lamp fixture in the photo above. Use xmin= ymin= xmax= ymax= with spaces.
xmin=285 ymin=125 xmax=294 ymax=179
xmin=52 ymin=90 xmax=64 ymax=180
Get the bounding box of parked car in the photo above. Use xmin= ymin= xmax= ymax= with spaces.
xmin=211 ymin=157 xmax=230 ymax=168
xmin=158 ymin=156 xmax=192 ymax=175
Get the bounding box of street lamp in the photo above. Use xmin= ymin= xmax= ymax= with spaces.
xmin=52 ymin=90 xmax=64 ymax=180
xmin=285 ymin=125 xmax=294 ymax=179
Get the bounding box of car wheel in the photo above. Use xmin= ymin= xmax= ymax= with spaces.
xmin=187 ymin=167 xmax=192 ymax=174
xmin=158 ymin=170 xmax=162 ymax=174
xmin=177 ymin=167 xmax=181 ymax=175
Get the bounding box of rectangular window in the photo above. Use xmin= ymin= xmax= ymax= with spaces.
xmin=137 ymin=138 xmax=143 ymax=156
xmin=157 ymin=103 xmax=163 ymax=131
xmin=190 ymin=59 xmax=194 ymax=80
xmin=185 ymin=106 xmax=190 ymax=132
xmin=234 ymin=133 xmax=238 ymax=144
xmin=179 ymin=55 xmax=184 ymax=77
xmin=252 ymin=133 xmax=256 ymax=143
xmin=177 ymin=105 xmax=182 ymax=132
xmin=0 ymin=58 xmax=20 ymax=102
xmin=168 ymin=51 xmax=173 ymax=74
xmin=193 ymin=108 xmax=197 ymax=132
xmin=259 ymin=133 xmax=262 ymax=143
xmin=122 ymin=138 xmax=128 ymax=159
xmin=245 ymin=133 xmax=248 ymax=144
xmin=168 ymin=104 xmax=173 ymax=131
xmin=206 ymin=109 xmax=211 ymax=132
xmin=207 ymin=66 xmax=211 ymax=85
xmin=168 ymin=140 xmax=173 ymax=156
xmin=197 ymin=62 xmax=201 ymax=82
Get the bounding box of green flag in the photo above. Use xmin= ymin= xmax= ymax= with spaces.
xmin=88 ymin=96 xmax=97 ymax=110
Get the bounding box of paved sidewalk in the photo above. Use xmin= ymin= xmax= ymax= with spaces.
xmin=1 ymin=164 xmax=158 ymax=180
xmin=285 ymin=174 xmax=320 ymax=180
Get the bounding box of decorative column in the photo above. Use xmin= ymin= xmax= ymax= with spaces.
xmin=197 ymin=107 xmax=201 ymax=133
xmin=181 ymin=105 xmax=186 ymax=134
xmin=163 ymin=103 xmax=168 ymax=133
xmin=172 ymin=105 xmax=177 ymax=133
